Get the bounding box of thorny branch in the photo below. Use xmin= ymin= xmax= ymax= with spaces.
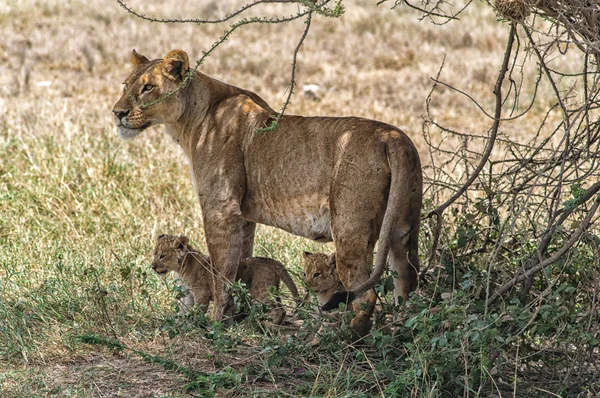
xmin=257 ymin=10 xmax=314 ymax=132
xmin=118 ymin=0 xmax=341 ymax=122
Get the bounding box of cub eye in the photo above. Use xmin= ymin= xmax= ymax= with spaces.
xmin=312 ymin=272 xmax=321 ymax=279
xmin=159 ymin=254 xmax=167 ymax=260
xmin=141 ymin=84 xmax=154 ymax=94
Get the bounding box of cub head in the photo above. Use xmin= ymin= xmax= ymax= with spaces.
xmin=112 ymin=49 xmax=190 ymax=139
xmin=302 ymin=251 xmax=340 ymax=292
xmin=151 ymin=234 xmax=190 ymax=276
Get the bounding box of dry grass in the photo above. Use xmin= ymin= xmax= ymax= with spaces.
xmin=0 ymin=0 xmax=593 ymax=396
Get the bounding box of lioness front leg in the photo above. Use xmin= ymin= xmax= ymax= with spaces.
xmin=203 ymin=213 xmax=246 ymax=323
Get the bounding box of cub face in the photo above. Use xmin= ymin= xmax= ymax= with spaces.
xmin=302 ymin=251 xmax=340 ymax=292
xmin=112 ymin=49 xmax=190 ymax=140
xmin=151 ymin=234 xmax=190 ymax=276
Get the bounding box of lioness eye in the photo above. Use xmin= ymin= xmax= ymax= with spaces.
xmin=141 ymin=84 xmax=154 ymax=94
xmin=313 ymin=272 xmax=321 ymax=278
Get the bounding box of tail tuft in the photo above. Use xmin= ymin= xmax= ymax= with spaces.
xmin=321 ymin=291 xmax=357 ymax=311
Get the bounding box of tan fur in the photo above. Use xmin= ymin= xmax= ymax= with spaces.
xmin=151 ymin=234 xmax=298 ymax=325
xmin=114 ymin=49 xmax=422 ymax=336
xmin=302 ymin=252 xmax=344 ymax=306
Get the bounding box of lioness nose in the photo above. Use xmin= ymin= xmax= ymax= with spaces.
xmin=112 ymin=108 xmax=129 ymax=120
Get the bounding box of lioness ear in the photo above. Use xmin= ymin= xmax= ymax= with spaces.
xmin=328 ymin=253 xmax=337 ymax=269
xmin=175 ymin=235 xmax=189 ymax=250
xmin=162 ymin=49 xmax=189 ymax=81
xmin=131 ymin=49 xmax=150 ymax=68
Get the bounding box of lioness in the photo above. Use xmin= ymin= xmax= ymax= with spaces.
xmin=113 ymin=49 xmax=422 ymax=336
xmin=302 ymin=251 xmax=344 ymax=306
xmin=151 ymin=234 xmax=299 ymax=325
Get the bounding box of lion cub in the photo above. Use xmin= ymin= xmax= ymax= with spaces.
xmin=302 ymin=251 xmax=345 ymax=306
xmin=151 ymin=234 xmax=299 ymax=324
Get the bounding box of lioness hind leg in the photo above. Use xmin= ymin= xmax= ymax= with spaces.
xmin=333 ymin=244 xmax=377 ymax=338
xmin=329 ymin=151 xmax=388 ymax=337
xmin=240 ymin=221 xmax=256 ymax=259
xmin=328 ymin=220 xmax=378 ymax=337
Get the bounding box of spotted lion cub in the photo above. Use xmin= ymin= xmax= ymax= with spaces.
xmin=152 ymin=234 xmax=299 ymax=324
xmin=302 ymin=251 xmax=345 ymax=306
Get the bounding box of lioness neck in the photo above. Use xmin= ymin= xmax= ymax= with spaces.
xmin=166 ymin=71 xmax=273 ymax=157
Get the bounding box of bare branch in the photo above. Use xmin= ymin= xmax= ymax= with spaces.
xmin=427 ymin=23 xmax=517 ymax=219
xmin=257 ymin=10 xmax=314 ymax=132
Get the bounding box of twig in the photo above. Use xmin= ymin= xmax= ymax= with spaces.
xmin=116 ymin=0 xmax=313 ymax=24
xmin=427 ymin=22 xmax=517 ymax=219
xmin=423 ymin=23 xmax=517 ymax=276
xmin=258 ymin=10 xmax=314 ymax=132
xmin=487 ymin=193 xmax=600 ymax=304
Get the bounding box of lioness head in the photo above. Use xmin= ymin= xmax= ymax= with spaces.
xmin=302 ymin=251 xmax=340 ymax=293
xmin=151 ymin=234 xmax=190 ymax=275
xmin=112 ymin=49 xmax=190 ymax=139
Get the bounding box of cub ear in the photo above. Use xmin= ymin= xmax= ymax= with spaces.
xmin=162 ymin=49 xmax=189 ymax=81
xmin=303 ymin=251 xmax=313 ymax=258
xmin=131 ymin=49 xmax=150 ymax=68
xmin=328 ymin=253 xmax=337 ymax=269
xmin=174 ymin=235 xmax=189 ymax=250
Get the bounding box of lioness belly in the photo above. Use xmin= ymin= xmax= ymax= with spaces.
xmin=243 ymin=195 xmax=333 ymax=242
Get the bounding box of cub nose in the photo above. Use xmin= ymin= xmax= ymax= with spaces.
xmin=112 ymin=108 xmax=129 ymax=120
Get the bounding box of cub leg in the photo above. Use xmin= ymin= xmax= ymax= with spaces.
xmin=175 ymin=278 xmax=195 ymax=315
xmin=253 ymin=286 xmax=286 ymax=325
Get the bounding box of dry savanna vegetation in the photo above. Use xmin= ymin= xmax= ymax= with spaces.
xmin=1 ymin=0 xmax=600 ymax=396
